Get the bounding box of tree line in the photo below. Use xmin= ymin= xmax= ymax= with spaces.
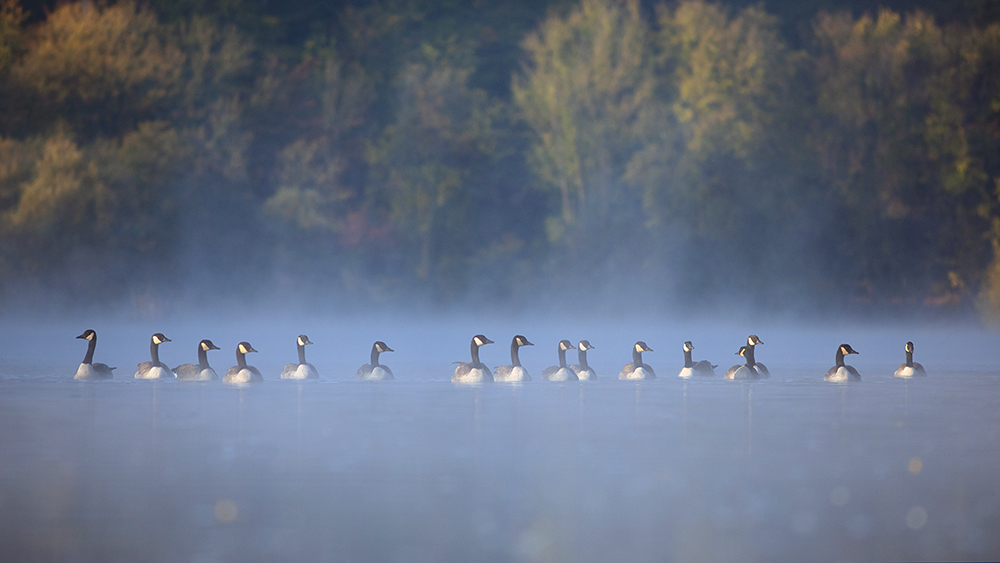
xmin=0 ymin=0 xmax=999 ymax=320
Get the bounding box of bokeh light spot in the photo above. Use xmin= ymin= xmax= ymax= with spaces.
xmin=214 ymin=499 xmax=238 ymax=523
xmin=906 ymin=506 xmax=928 ymax=530
xmin=829 ymin=486 xmax=849 ymax=506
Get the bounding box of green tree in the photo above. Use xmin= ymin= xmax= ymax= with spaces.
xmin=0 ymin=2 xmax=265 ymax=304
xmin=810 ymin=9 xmax=994 ymax=306
xmin=961 ymin=23 xmax=1000 ymax=319
xmin=264 ymin=49 xmax=371 ymax=234
xmin=0 ymin=123 xmax=188 ymax=295
xmin=1 ymin=133 xmax=112 ymax=277
xmin=366 ymin=44 xmax=506 ymax=298
xmin=255 ymin=43 xmax=376 ymax=296
xmin=10 ymin=1 xmax=185 ymax=139
xmin=512 ymin=0 xmax=654 ymax=258
xmin=623 ymin=0 xmax=806 ymax=301
xmin=0 ymin=0 xmax=26 ymax=74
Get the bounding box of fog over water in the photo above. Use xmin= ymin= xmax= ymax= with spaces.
xmin=1 ymin=314 xmax=998 ymax=562
xmin=3 ymin=313 xmax=997 ymax=378
xmin=3 ymin=0 xmax=1000 ymax=559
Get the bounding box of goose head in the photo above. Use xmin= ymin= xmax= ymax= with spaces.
xmin=513 ymin=335 xmax=533 ymax=347
xmin=77 ymin=329 xmax=97 ymax=341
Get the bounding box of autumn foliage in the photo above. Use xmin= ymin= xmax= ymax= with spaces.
xmin=0 ymin=0 xmax=999 ymax=318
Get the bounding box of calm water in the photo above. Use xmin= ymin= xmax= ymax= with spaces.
xmin=1 ymin=319 xmax=998 ymax=562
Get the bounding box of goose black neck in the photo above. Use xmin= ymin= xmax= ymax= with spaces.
xmin=510 ymin=340 xmax=521 ymax=367
xmin=470 ymin=341 xmax=482 ymax=368
xmin=683 ymin=348 xmax=694 ymax=368
xmin=577 ymin=348 xmax=589 ymax=370
xmin=150 ymin=340 xmax=161 ymax=366
xmin=297 ymin=343 xmax=307 ymax=365
xmin=835 ymin=348 xmax=845 ymax=367
xmin=197 ymin=346 xmax=209 ymax=369
xmin=237 ymin=350 xmax=247 ymax=369
xmin=905 ymin=350 xmax=913 ymax=367
xmin=558 ymin=346 xmax=568 ymax=368
xmin=745 ymin=345 xmax=756 ymax=367
xmin=632 ymin=348 xmax=643 ymax=366
xmin=83 ymin=337 xmax=96 ymax=365
xmin=371 ymin=343 xmax=381 ymax=368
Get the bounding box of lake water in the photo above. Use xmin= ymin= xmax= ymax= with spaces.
xmin=1 ymin=318 xmax=998 ymax=562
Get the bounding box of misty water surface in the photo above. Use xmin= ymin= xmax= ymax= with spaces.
xmin=0 ymin=317 xmax=998 ymax=562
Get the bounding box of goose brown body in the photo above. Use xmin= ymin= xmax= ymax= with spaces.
xmin=225 ymin=342 xmax=262 ymax=384
xmin=174 ymin=339 xmax=221 ymax=381
xmin=74 ymin=329 xmax=115 ymax=380
xmin=280 ymin=335 xmax=319 ymax=379
xmin=893 ymin=341 xmax=927 ymax=378
xmin=678 ymin=341 xmax=716 ymax=378
xmin=569 ymin=340 xmax=597 ymax=381
xmin=494 ymin=335 xmax=532 ymax=382
xmin=453 ymin=335 xmax=494 ymax=383
xmin=825 ymin=344 xmax=860 ymax=382
xmin=542 ymin=340 xmax=579 ymax=381
xmin=619 ymin=341 xmax=655 ymax=380
xmin=135 ymin=333 xmax=173 ymax=379
xmin=357 ymin=341 xmax=394 ymax=380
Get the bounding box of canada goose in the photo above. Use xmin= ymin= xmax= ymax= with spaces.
xmin=173 ymin=339 xmax=221 ymax=381
xmin=280 ymin=334 xmax=319 ymax=379
xmin=726 ymin=346 xmax=759 ymax=379
xmin=570 ymin=340 xmax=597 ymax=380
xmin=542 ymin=340 xmax=579 ymax=381
xmin=357 ymin=341 xmax=394 ymax=380
xmin=678 ymin=341 xmax=716 ymax=377
xmin=724 ymin=335 xmax=769 ymax=379
xmin=74 ymin=329 xmax=115 ymax=380
xmin=224 ymin=342 xmax=262 ymax=384
xmin=893 ymin=341 xmax=927 ymax=378
xmin=494 ymin=335 xmax=532 ymax=382
xmin=825 ymin=343 xmax=860 ymax=382
xmin=453 ymin=335 xmax=494 ymax=383
xmin=135 ymin=333 xmax=173 ymax=379
xmin=619 ymin=341 xmax=655 ymax=380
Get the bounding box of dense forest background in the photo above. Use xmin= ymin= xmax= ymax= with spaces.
xmin=1 ymin=0 xmax=1000 ymax=320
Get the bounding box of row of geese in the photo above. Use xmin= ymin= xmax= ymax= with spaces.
xmin=453 ymin=335 xmax=925 ymax=382
xmin=73 ymin=330 xmax=392 ymax=383
xmin=72 ymin=330 xmax=928 ymax=383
